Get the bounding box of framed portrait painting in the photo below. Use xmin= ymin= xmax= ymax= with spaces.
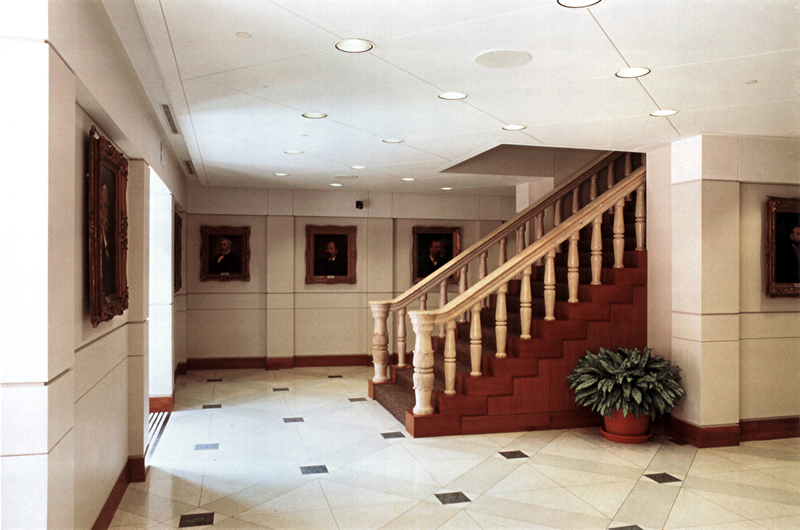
xmin=173 ymin=212 xmax=183 ymax=293
xmin=766 ymin=196 xmax=800 ymax=297
xmin=88 ymin=126 xmax=129 ymax=327
xmin=413 ymin=226 xmax=461 ymax=283
xmin=305 ymin=225 xmax=357 ymax=284
xmin=200 ymin=226 xmax=251 ymax=281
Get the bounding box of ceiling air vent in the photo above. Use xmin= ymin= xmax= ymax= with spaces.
xmin=184 ymin=160 xmax=196 ymax=175
xmin=161 ymin=104 xmax=180 ymax=134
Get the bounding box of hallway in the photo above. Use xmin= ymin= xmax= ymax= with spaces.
xmin=112 ymin=367 xmax=800 ymax=529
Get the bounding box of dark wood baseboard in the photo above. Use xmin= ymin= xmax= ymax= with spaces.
xmin=92 ymin=455 xmax=146 ymax=530
xmin=294 ymin=354 xmax=372 ymax=368
xmin=267 ymin=357 xmax=294 ymax=370
xmin=668 ymin=417 xmax=741 ymax=448
xmin=186 ymin=357 xmax=268 ymax=370
xmin=740 ymin=416 xmax=800 ymax=442
xmin=174 ymin=355 xmax=373 ymax=378
xmin=149 ymin=396 xmax=173 ymax=413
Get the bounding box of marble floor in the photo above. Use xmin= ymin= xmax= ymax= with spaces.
xmin=112 ymin=367 xmax=800 ymax=530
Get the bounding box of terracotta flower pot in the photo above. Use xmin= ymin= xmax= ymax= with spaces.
xmin=601 ymin=409 xmax=652 ymax=443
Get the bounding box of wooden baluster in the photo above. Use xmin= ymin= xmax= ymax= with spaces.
xmin=458 ymin=265 xmax=468 ymax=322
xmin=554 ymin=198 xmax=563 ymax=253
xmin=419 ymin=295 xmax=426 ymax=310
xmin=590 ymin=173 xmax=598 ymax=201
xmin=520 ymin=266 xmax=532 ymax=339
xmin=591 ymin=215 xmax=603 ymax=285
xmin=370 ymin=302 xmax=390 ymax=383
xmin=624 ymin=153 xmax=634 ymax=203
xmin=567 ymin=230 xmax=580 ymax=303
xmin=613 ymin=198 xmax=625 ymax=268
xmin=607 ymin=162 xmax=615 ymax=214
xmin=396 ymin=306 xmax=407 ymax=368
xmin=444 ymin=320 xmax=457 ymax=395
xmin=469 ymin=303 xmax=482 ymax=376
xmin=479 ymin=251 xmax=488 ymax=308
xmin=438 ymin=280 xmax=447 ymax=337
xmin=517 ymin=224 xmax=526 ymax=254
xmin=495 ymin=282 xmax=508 ymax=358
xmin=572 ymin=187 xmax=580 ymax=215
xmin=409 ymin=312 xmax=435 ymax=415
xmin=635 ymin=184 xmax=646 ymax=250
xmin=499 ymin=237 xmax=507 ymax=266
xmin=534 ymin=212 xmax=544 ymax=266
xmin=544 ymin=249 xmax=556 ymax=321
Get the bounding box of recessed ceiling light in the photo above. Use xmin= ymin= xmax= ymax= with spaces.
xmin=302 ymin=111 xmax=328 ymax=119
xmin=503 ymin=124 xmax=527 ymax=131
xmin=236 ymin=32 xmax=252 ymax=38
xmin=557 ymin=0 xmax=602 ymax=8
xmin=335 ymin=39 xmax=374 ymax=53
xmin=745 ymin=79 xmax=758 ymax=85
xmin=330 ymin=183 xmax=344 ymax=187
xmin=273 ymin=173 xmax=289 ymax=177
xmin=382 ymin=138 xmax=404 ymax=143
xmin=650 ymin=109 xmax=679 ymax=117
xmin=438 ymin=91 xmax=468 ymax=100
xmin=475 ymin=50 xmax=532 ymax=68
xmin=349 ymin=165 xmax=367 ymax=170
xmin=615 ymin=67 xmax=651 ymax=78
xmin=401 ymin=177 xmax=416 ymax=181
xmin=284 ymin=150 xmax=304 ymax=154
xmin=441 ymin=187 xmax=453 ymax=191
xmin=334 ymin=175 xmax=358 ymax=180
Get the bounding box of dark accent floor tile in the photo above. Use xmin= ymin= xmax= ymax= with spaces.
xmin=283 ymin=417 xmax=304 ymax=423
xmin=328 ymin=375 xmax=343 ymax=378
xmin=610 ymin=526 xmax=643 ymax=530
xmin=300 ymin=465 xmax=329 ymax=475
xmin=435 ymin=492 xmax=471 ymax=505
xmin=668 ymin=438 xmax=688 ymax=446
xmin=194 ymin=443 xmax=219 ymax=451
xmin=349 ymin=397 xmax=368 ymax=402
xmin=179 ymin=513 xmax=215 ymax=527
xmin=202 ymin=404 xmax=222 ymax=409
xmin=499 ymin=450 xmax=528 ymax=459
xmin=382 ymin=431 xmax=405 ymax=439
xmin=645 ymin=472 xmax=682 ymax=484
xmin=207 ymin=378 xmax=223 ymax=382
xmin=273 ymin=387 xmax=290 ymax=392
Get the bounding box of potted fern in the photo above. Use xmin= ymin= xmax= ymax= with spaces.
xmin=567 ymin=347 xmax=685 ymax=443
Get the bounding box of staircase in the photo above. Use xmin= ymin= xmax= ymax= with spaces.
xmin=369 ymin=152 xmax=647 ymax=437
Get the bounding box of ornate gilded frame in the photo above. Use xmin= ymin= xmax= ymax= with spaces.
xmin=412 ymin=226 xmax=461 ymax=283
xmin=88 ymin=126 xmax=129 ymax=327
xmin=766 ymin=196 xmax=800 ymax=297
xmin=200 ymin=225 xmax=251 ymax=282
xmin=305 ymin=225 xmax=357 ymax=284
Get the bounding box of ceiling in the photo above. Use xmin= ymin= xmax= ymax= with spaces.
xmin=106 ymin=0 xmax=799 ymax=196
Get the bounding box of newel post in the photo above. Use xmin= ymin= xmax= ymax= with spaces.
xmin=408 ymin=311 xmax=436 ymax=415
xmin=370 ymin=302 xmax=391 ymax=383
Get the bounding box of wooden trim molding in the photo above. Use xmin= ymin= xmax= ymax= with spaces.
xmin=668 ymin=417 xmax=741 ymax=448
xmin=740 ymin=416 xmax=800 ymax=442
xmin=267 ymin=357 xmax=294 ymax=370
xmin=294 ymin=354 xmax=372 ymax=368
xmin=149 ymin=396 xmax=173 ymax=413
xmin=92 ymin=456 xmax=146 ymax=530
xmin=174 ymin=355 xmax=373 ymax=378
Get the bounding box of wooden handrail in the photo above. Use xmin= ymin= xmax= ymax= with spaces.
xmin=368 ymin=151 xmax=621 ymax=310
xmin=412 ymin=164 xmax=646 ymax=324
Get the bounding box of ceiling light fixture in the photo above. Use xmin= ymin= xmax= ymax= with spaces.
xmin=475 ymin=50 xmax=532 ymax=68
xmin=615 ymin=67 xmax=651 ymax=78
xmin=438 ymin=91 xmax=468 ymax=100
xmin=302 ymin=111 xmax=327 ymax=119
xmin=400 ymin=177 xmax=416 ymax=181
xmin=335 ymin=38 xmax=374 ymax=53
xmin=557 ymin=0 xmax=602 ymax=8
xmin=650 ymin=109 xmax=679 ymax=117
xmin=330 ymin=183 xmax=344 ymax=187
xmin=273 ymin=173 xmax=289 ymax=177
xmin=382 ymin=138 xmax=404 ymax=144
xmin=349 ymin=165 xmax=367 ymax=170
xmin=334 ymin=175 xmax=358 ymax=180
xmin=441 ymin=187 xmax=453 ymax=191
xmin=503 ymin=124 xmax=527 ymax=131
xmin=236 ymin=32 xmax=252 ymax=38
xmin=283 ymin=150 xmax=304 ymax=154
xmin=745 ymin=79 xmax=758 ymax=85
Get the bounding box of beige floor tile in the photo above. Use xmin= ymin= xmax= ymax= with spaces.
xmin=757 ymin=515 xmax=800 ymax=529
xmin=320 ymin=478 xmax=417 ymax=508
xmin=614 ymin=479 xmax=680 ymax=529
xmin=692 ymin=488 xmax=800 ymax=520
xmin=380 ymin=498 xmax=465 ymax=530
xmin=466 ymin=495 xmax=610 ymax=529
xmin=465 ymin=510 xmax=562 ymax=529
xmin=488 ymin=487 xmax=606 ymax=518
xmin=664 ymin=489 xmax=746 ymax=529
xmin=240 ymin=480 xmax=329 ymax=514
xmin=238 ymin=508 xmax=339 ymax=530
xmin=331 ymin=501 xmax=420 ymax=530
xmin=443 ymin=455 xmax=526 ymax=498
xmin=417 ymin=456 xmax=489 ymax=486
xmin=435 ymin=509 xmax=485 ymax=530
xmin=484 ymin=464 xmax=563 ymax=495
xmin=565 ymin=479 xmax=638 ymax=518
xmin=109 ymin=509 xmax=159 ymax=528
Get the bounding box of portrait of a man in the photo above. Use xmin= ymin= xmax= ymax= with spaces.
xmin=200 ymin=226 xmax=251 ymax=282
xmin=775 ymin=213 xmax=800 ymax=284
xmin=412 ymin=226 xmax=460 ymax=283
xmin=305 ymin=225 xmax=357 ymax=284
xmin=209 ymin=237 xmax=241 ymax=275
xmin=314 ymin=238 xmax=348 ymax=277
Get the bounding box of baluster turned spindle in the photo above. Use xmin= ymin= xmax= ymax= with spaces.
xmin=438 ymin=280 xmax=448 ymax=337
xmin=567 ymin=230 xmax=580 ymax=303
xmin=520 ymin=266 xmax=532 ymax=339
xmin=543 ymin=249 xmax=556 ymax=321
xmin=572 ymin=186 xmax=580 ymax=215
xmin=591 ymin=215 xmax=603 ymax=285
xmin=554 ymin=198 xmax=563 ymax=253
xmin=607 ymin=162 xmax=615 ymax=214
xmin=370 ymin=303 xmax=390 ymax=383
xmin=517 ymin=224 xmax=526 ymax=254
xmin=613 ymin=198 xmax=626 ymax=268
xmin=396 ymin=307 xmax=407 ymax=367
xmin=479 ymin=251 xmax=488 ymax=308
xmin=419 ymin=295 xmax=426 ymax=311
xmin=635 ymin=184 xmax=646 ymax=250
xmin=624 ymin=153 xmax=633 ymax=203
xmin=590 ymin=173 xmax=598 ymax=201
xmin=499 ymin=237 xmax=507 ymax=266
xmin=444 ymin=321 xmax=457 ymax=395
xmin=409 ymin=313 xmax=435 ymax=415
xmin=534 ymin=212 xmax=544 ymax=266
xmin=495 ymin=282 xmax=508 ymax=358
xmin=458 ymin=265 xmax=468 ymax=323
xmin=469 ymin=303 xmax=482 ymax=376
